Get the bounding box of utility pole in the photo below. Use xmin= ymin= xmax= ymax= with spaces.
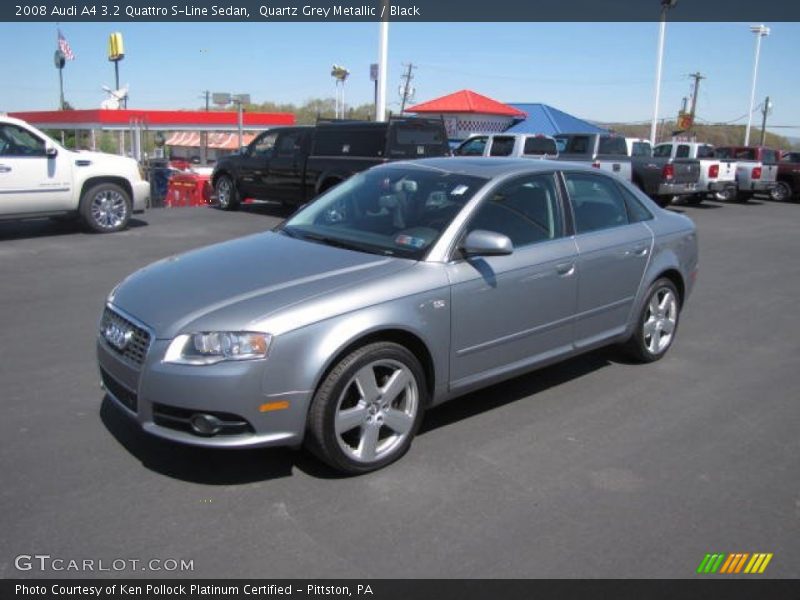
xmin=399 ymin=62 xmax=416 ymax=114
xmin=200 ymin=90 xmax=210 ymax=165
xmin=687 ymin=71 xmax=705 ymax=137
xmin=759 ymin=96 xmax=771 ymax=146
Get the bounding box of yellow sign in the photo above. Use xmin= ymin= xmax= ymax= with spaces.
xmin=676 ymin=111 xmax=694 ymax=132
xmin=107 ymin=32 xmax=124 ymax=62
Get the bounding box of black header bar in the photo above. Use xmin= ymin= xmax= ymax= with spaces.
xmin=3 ymin=0 xmax=800 ymax=22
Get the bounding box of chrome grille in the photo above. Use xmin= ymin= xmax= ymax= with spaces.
xmin=101 ymin=307 xmax=151 ymax=366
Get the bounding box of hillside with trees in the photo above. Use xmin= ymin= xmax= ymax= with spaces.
xmin=604 ymin=121 xmax=798 ymax=150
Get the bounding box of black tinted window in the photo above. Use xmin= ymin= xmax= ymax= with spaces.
xmin=676 ymin=145 xmax=690 ymax=158
xmin=697 ymin=145 xmax=715 ymax=158
xmin=388 ymin=122 xmax=448 ymax=158
xmin=0 ymin=124 xmax=45 ymax=157
xmin=455 ymin=136 xmax=487 ymax=156
xmin=597 ymin=136 xmax=627 ymax=156
xmin=488 ymin=136 xmax=515 ymax=157
xmin=715 ymin=147 xmax=733 ymax=159
xmin=276 ymin=131 xmax=305 ymax=157
xmin=630 ymin=141 xmax=652 ymax=157
xmin=557 ymin=135 xmax=590 ymax=154
xmin=314 ymin=127 xmax=385 ymax=157
xmin=653 ymin=145 xmax=672 ymax=158
xmin=761 ymin=149 xmax=777 ymax=164
xmin=564 ymin=172 xmax=629 ymax=234
xmin=466 ymin=174 xmax=563 ymax=248
xmin=251 ymin=132 xmax=277 ymax=157
xmin=523 ymin=136 xmax=557 ymax=156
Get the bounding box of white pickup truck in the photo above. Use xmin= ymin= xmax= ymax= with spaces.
xmin=0 ymin=115 xmax=148 ymax=232
xmin=454 ymin=133 xmax=558 ymax=159
xmin=653 ymin=141 xmax=737 ymax=203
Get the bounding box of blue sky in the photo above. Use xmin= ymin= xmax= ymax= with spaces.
xmin=1 ymin=21 xmax=798 ymax=136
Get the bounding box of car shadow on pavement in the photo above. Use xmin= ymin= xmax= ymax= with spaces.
xmin=100 ymin=347 xmax=628 ymax=483
xmin=99 ymin=396 xmax=327 ymax=483
xmin=419 ymin=347 xmax=620 ymax=435
xmin=237 ymin=201 xmax=296 ymax=220
xmin=0 ymin=217 xmax=148 ymax=241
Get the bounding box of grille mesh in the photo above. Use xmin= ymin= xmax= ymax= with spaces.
xmin=101 ymin=307 xmax=151 ymax=366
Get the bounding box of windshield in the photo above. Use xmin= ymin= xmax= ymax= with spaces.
xmin=282 ymin=166 xmax=488 ymax=259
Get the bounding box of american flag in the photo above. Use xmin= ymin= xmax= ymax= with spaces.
xmin=57 ymin=29 xmax=75 ymax=61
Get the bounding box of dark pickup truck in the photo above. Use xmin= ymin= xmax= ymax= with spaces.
xmin=211 ymin=118 xmax=450 ymax=210
xmin=775 ymin=151 xmax=800 ymax=202
xmin=554 ymin=132 xmax=701 ymax=207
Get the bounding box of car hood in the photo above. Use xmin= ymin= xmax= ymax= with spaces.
xmin=110 ymin=232 xmax=411 ymax=339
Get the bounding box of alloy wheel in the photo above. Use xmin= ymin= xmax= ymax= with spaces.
xmin=91 ymin=189 xmax=128 ymax=230
xmin=643 ymin=287 xmax=678 ymax=355
xmin=334 ymin=359 xmax=419 ymax=463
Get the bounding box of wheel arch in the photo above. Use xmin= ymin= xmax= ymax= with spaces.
xmin=312 ymin=327 xmax=437 ymax=407
xmin=80 ymin=176 xmax=133 ymax=204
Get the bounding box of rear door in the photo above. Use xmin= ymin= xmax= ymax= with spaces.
xmin=0 ymin=122 xmax=73 ymax=214
xmin=760 ymin=148 xmax=779 ymax=184
xmin=563 ymin=171 xmax=653 ymax=347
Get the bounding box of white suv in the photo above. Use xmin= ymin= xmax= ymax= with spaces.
xmin=0 ymin=116 xmax=148 ymax=232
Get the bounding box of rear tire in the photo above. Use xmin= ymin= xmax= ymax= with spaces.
xmin=305 ymin=342 xmax=427 ymax=475
xmin=770 ymin=182 xmax=791 ymax=203
xmin=79 ymin=183 xmax=131 ymax=233
xmin=735 ymin=191 xmax=753 ymax=203
xmin=654 ymin=195 xmax=673 ymax=208
xmin=215 ymin=174 xmax=240 ymax=211
xmin=715 ymin=186 xmax=736 ymax=202
xmin=621 ymin=278 xmax=681 ymax=363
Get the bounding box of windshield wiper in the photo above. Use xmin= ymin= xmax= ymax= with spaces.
xmin=297 ymin=231 xmax=377 ymax=254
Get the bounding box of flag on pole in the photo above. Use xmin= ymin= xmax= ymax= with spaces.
xmin=57 ymin=29 xmax=75 ymax=60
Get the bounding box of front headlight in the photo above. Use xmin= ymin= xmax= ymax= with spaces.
xmin=164 ymin=332 xmax=272 ymax=365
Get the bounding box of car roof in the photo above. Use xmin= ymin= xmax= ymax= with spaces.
xmin=386 ymin=157 xmax=596 ymax=178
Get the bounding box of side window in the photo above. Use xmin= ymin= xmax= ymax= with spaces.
xmin=488 ymin=136 xmax=515 ymax=157
xmin=653 ymin=145 xmax=672 ymax=158
xmin=564 ymin=172 xmax=630 ymax=234
xmin=0 ymin=124 xmax=46 ymax=157
xmin=697 ymin=145 xmax=715 ymax=158
xmin=597 ymin=136 xmax=627 ymax=156
xmin=761 ymin=149 xmax=776 ymax=164
xmin=455 ymin=136 xmax=488 ymax=156
xmin=523 ymin=136 xmax=557 ymax=156
xmin=276 ymin=131 xmax=304 ymax=157
xmin=618 ymin=184 xmax=654 ymax=223
xmin=676 ymin=145 xmax=690 ymax=158
xmin=464 ymin=174 xmax=563 ymax=249
xmin=251 ymin=132 xmax=277 ymax=157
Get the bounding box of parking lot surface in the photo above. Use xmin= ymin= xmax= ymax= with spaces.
xmin=1 ymin=198 xmax=798 ymax=578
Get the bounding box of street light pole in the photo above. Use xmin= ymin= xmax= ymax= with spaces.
xmin=744 ymin=24 xmax=770 ymax=146
xmin=376 ymin=4 xmax=389 ymax=122
xmin=650 ymin=0 xmax=676 ymax=146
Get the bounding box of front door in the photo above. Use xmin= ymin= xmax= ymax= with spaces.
xmin=236 ymin=131 xmax=277 ymax=199
xmin=447 ymin=172 xmax=579 ymax=390
xmin=0 ymin=122 xmax=73 ymax=214
xmin=267 ymin=129 xmax=310 ymax=205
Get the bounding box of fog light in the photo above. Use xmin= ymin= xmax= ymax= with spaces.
xmin=190 ymin=413 xmax=223 ymax=436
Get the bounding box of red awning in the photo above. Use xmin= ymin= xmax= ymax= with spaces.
xmin=165 ymin=131 xmax=257 ymax=150
xmin=8 ymin=109 xmax=295 ymax=131
xmin=406 ymin=90 xmax=526 ymax=117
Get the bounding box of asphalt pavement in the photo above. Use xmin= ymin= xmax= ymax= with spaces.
xmin=1 ymin=198 xmax=798 ymax=579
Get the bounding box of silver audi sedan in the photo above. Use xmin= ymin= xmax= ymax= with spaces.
xmin=98 ymin=158 xmax=698 ymax=473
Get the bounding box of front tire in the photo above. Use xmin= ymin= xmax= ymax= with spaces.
xmin=80 ymin=183 xmax=131 ymax=233
xmin=622 ymin=278 xmax=681 ymax=363
xmin=654 ymin=195 xmax=674 ymax=208
xmin=215 ymin=174 xmax=240 ymax=211
xmin=715 ymin=186 xmax=736 ymax=202
xmin=306 ymin=342 xmax=427 ymax=474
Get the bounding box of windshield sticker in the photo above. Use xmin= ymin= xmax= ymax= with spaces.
xmin=451 ymin=185 xmax=469 ymax=196
xmin=395 ymin=235 xmax=427 ymax=249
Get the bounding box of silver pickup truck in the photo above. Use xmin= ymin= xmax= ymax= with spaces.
xmin=554 ymin=133 xmax=632 ymax=180
xmin=653 ymin=141 xmax=737 ymax=203
xmin=715 ymin=145 xmax=779 ymax=203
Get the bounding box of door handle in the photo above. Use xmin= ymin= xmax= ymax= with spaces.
xmin=631 ymin=245 xmax=649 ymax=257
xmin=556 ymin=262 xmax=576 ymax=276
xmin=0 ymin=165 xmax=11 ymax=173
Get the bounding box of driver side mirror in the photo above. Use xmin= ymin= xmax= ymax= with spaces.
xmin=45 ymin=144 xmax=58 ymax=158
xmin=461 ymin=230 xmax=513 ymax=257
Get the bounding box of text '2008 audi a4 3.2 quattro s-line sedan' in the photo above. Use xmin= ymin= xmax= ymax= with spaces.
xmin=97 ymin=158 xmax=698 ymax=474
